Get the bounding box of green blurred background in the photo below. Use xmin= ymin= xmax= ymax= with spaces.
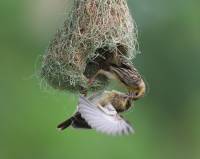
xmin=0 ymin=0 xmax=200 ymax=159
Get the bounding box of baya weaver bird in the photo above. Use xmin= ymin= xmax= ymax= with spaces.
xmin=57 ymin=90 xmax=135 ymax=135
xmin=87 ymin=49 xmax=146 ymax=100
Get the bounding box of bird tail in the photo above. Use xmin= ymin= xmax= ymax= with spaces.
xmin=57 ymin=117 xmax=73 ymax=130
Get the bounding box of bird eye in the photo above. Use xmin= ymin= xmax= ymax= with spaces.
xmin=135 ymin=92 xmax=139 ymax=96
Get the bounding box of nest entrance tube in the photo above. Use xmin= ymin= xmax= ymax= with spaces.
xmin=41 ymin=0 xmax=138 ymax=92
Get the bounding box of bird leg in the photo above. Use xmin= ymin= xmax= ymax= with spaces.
xmin=80 ymin=88 xmax=88 ymax=97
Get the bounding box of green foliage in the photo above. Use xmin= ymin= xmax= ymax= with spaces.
xmin=0 ymin=0 xmax=200 ymax=159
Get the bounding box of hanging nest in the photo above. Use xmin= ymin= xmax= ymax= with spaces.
xmin=41 ymin=0 xmax=138 ymax=92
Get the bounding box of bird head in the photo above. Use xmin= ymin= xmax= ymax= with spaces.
xmin=129 ymin=79 xmax=146 ymax=100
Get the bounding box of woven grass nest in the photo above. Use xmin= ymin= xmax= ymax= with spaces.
xmin=41 ymin=0 xmax=138 ymax=93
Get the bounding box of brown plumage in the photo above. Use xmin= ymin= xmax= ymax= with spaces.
xmin=86 ymin=50 xmax=146 ymax=99
xmin=57 ymin=90 xmax=134 ymax=134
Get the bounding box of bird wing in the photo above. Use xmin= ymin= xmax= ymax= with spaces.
xmin=110 ymin=65 xmax=141 ymax=86
xmin=78 ymin=96 xmax=134 ymax=135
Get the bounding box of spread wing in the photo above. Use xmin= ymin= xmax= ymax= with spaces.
xmin=78 ymin=96 xmax=134 ymax=135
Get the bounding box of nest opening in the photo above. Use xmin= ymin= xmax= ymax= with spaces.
xmin=41 ymin=0 xmax=138 ymax=92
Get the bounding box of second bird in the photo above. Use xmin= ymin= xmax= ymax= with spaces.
xmin=57 ymin=90 xmax=135 ymax=135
